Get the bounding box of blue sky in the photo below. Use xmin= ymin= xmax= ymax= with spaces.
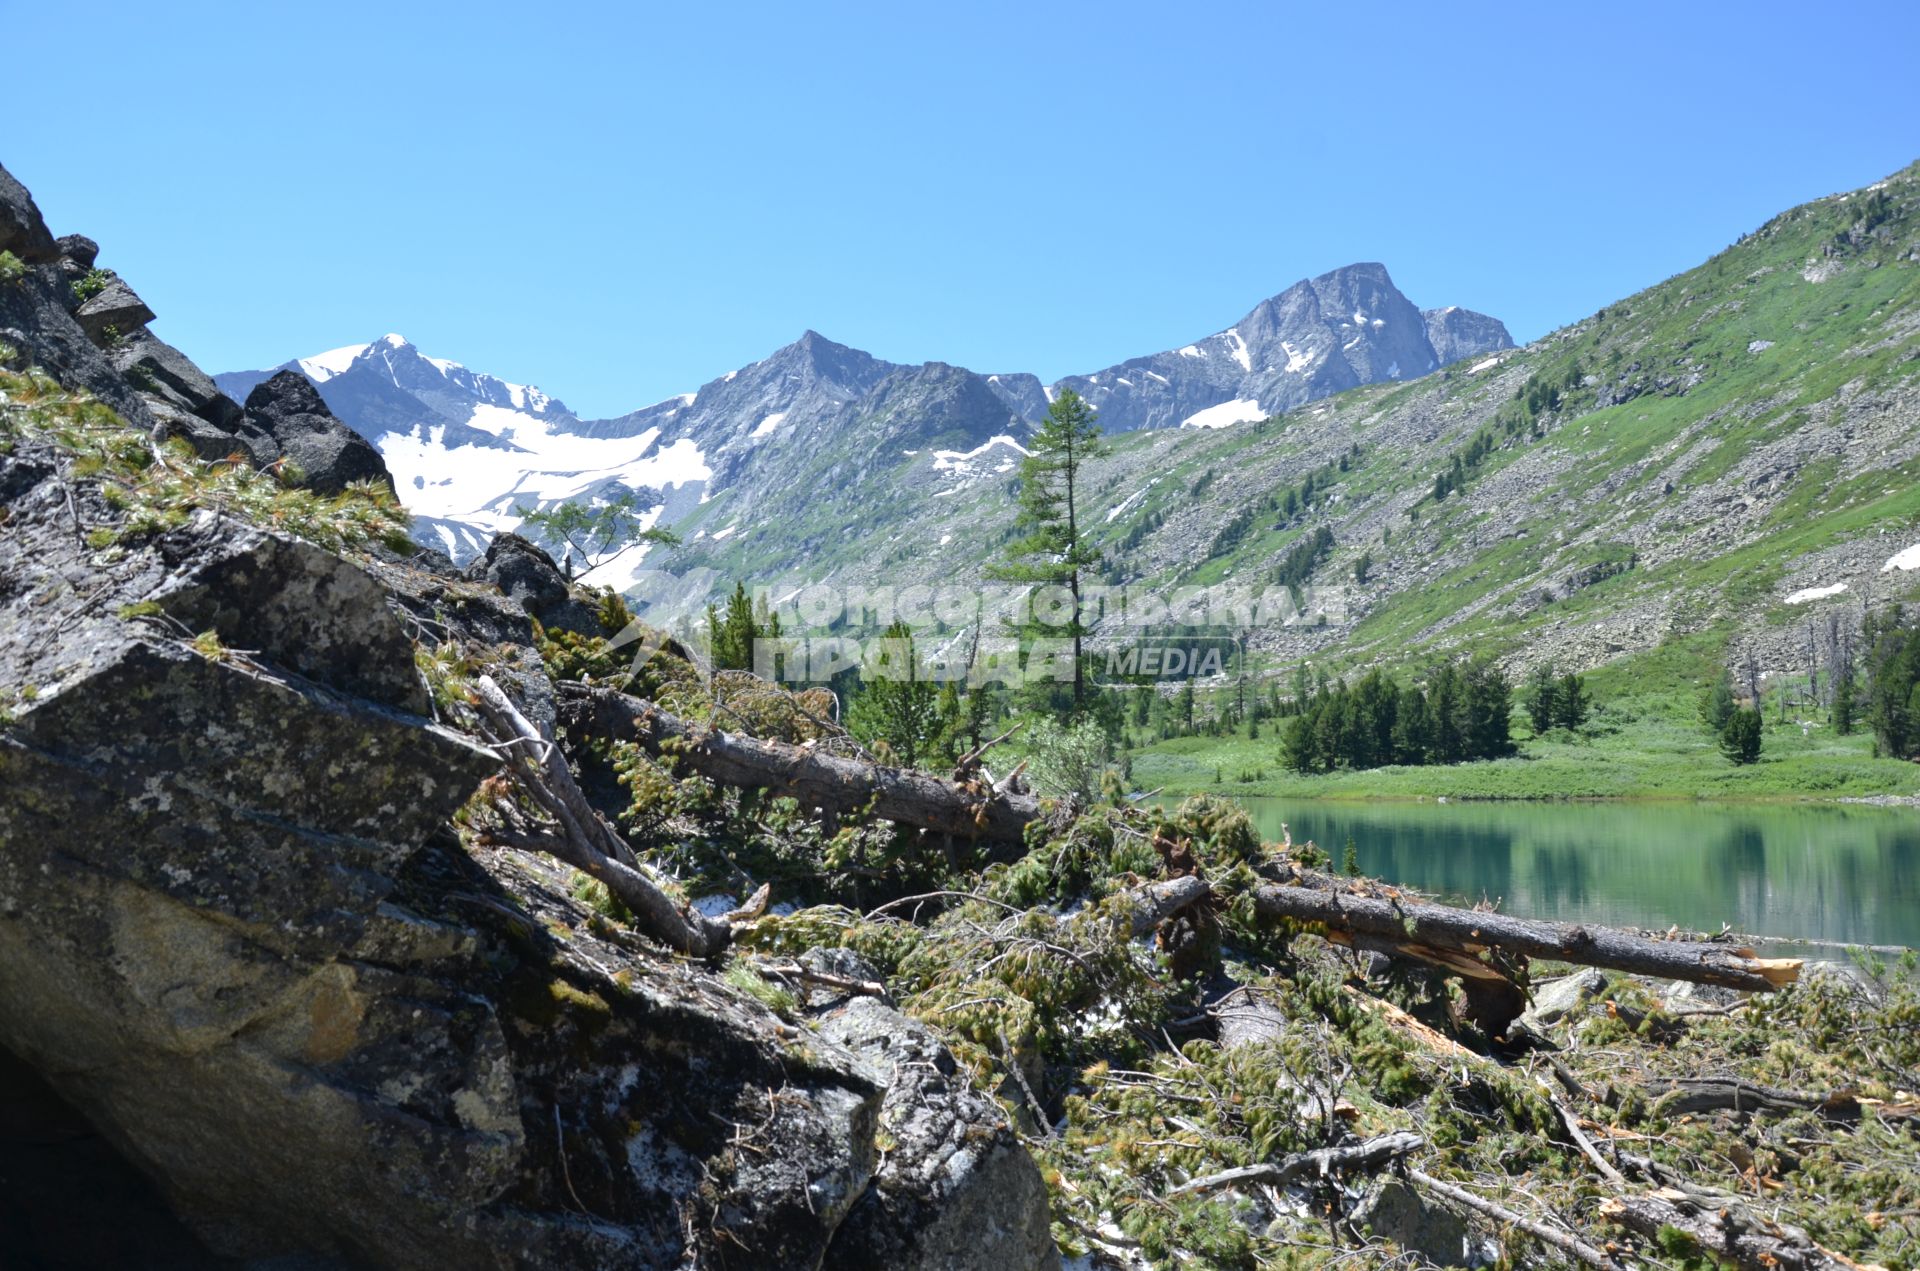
xmin=8 ymin=1 xmax=1917 ymax=418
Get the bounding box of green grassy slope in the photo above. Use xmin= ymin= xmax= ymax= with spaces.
xmin=665 ymin=163 xmax=1920 ymax=798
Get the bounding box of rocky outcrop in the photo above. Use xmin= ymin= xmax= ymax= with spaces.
xmin=1052 ymin=263 xmax=1513 ymax=433
xmin=464 ymin=532 xmax=603 ymax=636
xmin=0 ymin=419 xmax=1051 ymax=1267
xmin=242 ymin=369 xmax=392 ymax=494
xmin=814 ymin=996 xmax=1056 ymax=1271
xmin=0 ymin=162 xmax=397 ymax=500
xmin=0 ymin=166 xmax=155 ymax=427
xmin=1423 ymin=304 xmax=1514 ymax=368
xmin=0 ymin=163 xmax=59 ymax=264
xmin=72 ymin=274 xmax=157 ymax=342
xmin=0 ymin=453 xmax=839 ymax=1266
xmin=54 ymin=233 xmax=99 ymax=270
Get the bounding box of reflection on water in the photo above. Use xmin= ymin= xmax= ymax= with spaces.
xmin=1219 ymin=799 xmax=1920 ymax=950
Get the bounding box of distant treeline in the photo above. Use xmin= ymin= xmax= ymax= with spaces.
xmin=1282 ymin=661 xmax=1517 ymax=773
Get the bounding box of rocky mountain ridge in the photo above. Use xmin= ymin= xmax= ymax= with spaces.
xmin=666 ymin=161 xmax=1920 ymax=688
xmin=218 ymin=270 xmax=1509 ymax=564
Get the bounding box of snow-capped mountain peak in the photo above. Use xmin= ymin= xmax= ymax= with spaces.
xmin=214 ymin=337 xmax=702 ymax=574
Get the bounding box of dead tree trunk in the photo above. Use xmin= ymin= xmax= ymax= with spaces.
xmin=1251 ymin=883 xmax=1799 ymax=1033
xmin=549 ymin=683 xmax=1812 ymax=1009
xmin=1646 ymin=1077 xmax=1863 ymax=1120
xmin=557 ymin=683 xmax=1041 ymax=852
xmin=1600 ymin=1192 xmax=1862 ymax=1271
xmin=473 ymin=676 xmax=731 ymax=957
xmin=1166 ymin=1131 xmax=1423 ymax=1197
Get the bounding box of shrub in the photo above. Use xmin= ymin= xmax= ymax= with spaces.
xmin=1720 ymin=707 xmax=1763 ymax=764
xmin=1024 ymin=716 xmax=1117 ymax=804
xmin=71 ymin=268 xmax=111 ymax=302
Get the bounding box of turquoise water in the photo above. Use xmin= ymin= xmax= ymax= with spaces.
xmin=1213 ymin=798 xmax=1920 ymax=950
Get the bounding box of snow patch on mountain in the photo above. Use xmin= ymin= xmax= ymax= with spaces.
xmin=1785 ymin=582 xmax=1849 ymax=604
xmin=928 ymin=434 xmax=1029 ymax=480
xmin=297 ymin=343 xmax=369 ymax=381
xmin=1180 ymin=398 xmax=1265 ymax=429
xmin=1882 ymin=543 xmax=1920 ymax=572
xmin=1224 ymin=329 xmax=1252 ymax=373
xmin=379 ymin=407 xmax=708 ymax=543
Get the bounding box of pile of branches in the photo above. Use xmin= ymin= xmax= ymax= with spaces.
xmin=441 ymin=668 xmax=1915 ymax=1269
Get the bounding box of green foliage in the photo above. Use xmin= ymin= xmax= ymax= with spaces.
xmin=0 ymin=251 xmax=26 ymax=287
xmin=536 ymin=591 xmax=695 ymax=695
xmin=723 ymin=962 xmax=798 ymax=1020
xmin=1526 ymin=663 xmax=1559 ymax=735
xmin=1719 ymin=706 xmax=1764 ymax=764
xmin=846 ymin=619 xmax=953 ymax=768
xmin=1555 ymin=671 xmax=1590 ymax=732
xmin=1270 ymin=525 xmax=1333 ymax=589
xmin=706 ymin=580 xmax=780 ymax=673
xmin=0 ymin=371 xmax=416 ymax=558
xmin=1862 ymin=604 xmax=1920 ymax=759
xmin=71 ymin=268 xmax=111 ymax=302
xmin=989 ymin=388 xmax=1107 ymax=709
xmin=1832 ymin=664 xmax=1857 ymax=735
xmin=514 ymin=490 xmax=680 ymax=582
xmin=1282 ymin=659 xmax=1515 ymax=774
xmin=1022 ymin=715 xmax=1118 ymax=803
xmin=1160 ymin=793 xmax=1261 ymax=865
xmin=1699 ymin=666 xmax=1737 ymax=734
xmin=568 ymin=871 xmax=634 ymax=924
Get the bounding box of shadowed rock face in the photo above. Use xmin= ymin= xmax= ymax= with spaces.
xmin=815 ymin=996 xmax=1056 ymax=1271
xmin=464 ymin=532 xmax=603 ymax=637
xmin=242 ymin=370 xmax=393 ymax=495
xmin=0 ymin=426 xmax=1053 ymax=1268
xmin=0 ymin=450 xmax=860 ymax=1266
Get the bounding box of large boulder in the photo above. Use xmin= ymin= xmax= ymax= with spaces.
xmin=0 ymin=161 xmax=59 ymax=264
xmin=55 ymin=233 xmax=99 ymax=270
xmin=72 ymin=274 xmax=157 ymax=342
xmin=465 ymin=532 xmax=603 ymax=637
xmin=0 ymin=448 xmax=899 ymax=1267
xmin=814 ymin=996 xmax=1057 ymax=1271
xmin=111 ymin=327 xmax=250 ymax=434
xmin=242 ymin=369 xmax=391 ymax=495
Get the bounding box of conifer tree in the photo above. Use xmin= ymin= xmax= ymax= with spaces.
xmin=1720 ymin=707 xmax=1763 ymax=765
xmin=1700 ymin=666 xmax=1737 ymax=735
xmin=515 ymin=491 xmax=679 ymax=581
xmin=1554 ymin=672 xmax=1590 ymax=732
xmin=1525 ymin=664 xmax=1559 ymax=735
xmin=847 ymin=619 xmax=951 ymax=768
xmin=989 ymin=388 xmax=1107 ymax=712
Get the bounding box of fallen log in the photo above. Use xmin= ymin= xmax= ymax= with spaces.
xmin=1252 ymin=883 xmax=1800 ymax=1032
xmin=548 ymin=689 xmax=1811 ymax=1008
xmin=1647 ymin=1077 xmax=1860 ymax=1121
xmin=1599 ymin=1190 xmax=1878 ymax=1271
xmin=473 ymin=676 xmax=731 ymax=957
xmin=1411 ymin=1169 xmax=1625 ymax=1271
xmin=557 ymin=682 xmax=1041 ymax=851
xmin=1166 ymin=1130 xmax=1423 ymax=1197
xmin=1124 ymin=874 xmax=1212 ymax=938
